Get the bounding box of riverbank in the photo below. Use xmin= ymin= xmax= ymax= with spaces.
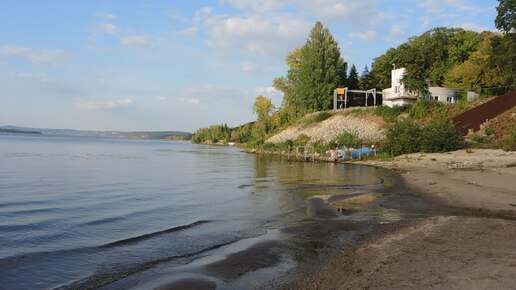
xmin=291 ymin=149 xmax=516 ymax=289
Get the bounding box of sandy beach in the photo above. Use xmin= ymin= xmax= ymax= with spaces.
xmin=292 ymin=149 xmax=516 ymax=289
xmin=151 ymin=149 xmax=516 ymax=290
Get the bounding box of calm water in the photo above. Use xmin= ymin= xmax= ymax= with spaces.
xmin=0 ymin=134 xmax=389 ymax=289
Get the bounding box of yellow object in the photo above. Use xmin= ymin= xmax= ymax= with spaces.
xmin=336 ymin=88 xmax=345 ymax=94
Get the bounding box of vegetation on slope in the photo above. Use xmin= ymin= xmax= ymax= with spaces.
xmin=192 ymin=1 xmax=515 ymax=156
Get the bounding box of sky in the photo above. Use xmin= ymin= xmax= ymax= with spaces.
xmin=0 ymin=0 xmax=499 ymax=132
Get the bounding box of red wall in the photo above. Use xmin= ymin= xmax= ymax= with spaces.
xmin=453 ymin=89 xmax=516 ymax=135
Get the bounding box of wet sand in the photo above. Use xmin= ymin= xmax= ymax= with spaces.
xmin=152 ymin=149 xmax=516 ymax=289
xmin=291 ymin=149 xmax=516 ymax=289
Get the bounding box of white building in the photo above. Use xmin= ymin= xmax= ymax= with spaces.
xmin=381 ymin=68 xmax=418 ymax=107
xmin=425 ymin=87 xmax=457 ymax=104
xmin=382 ymin=67 xmax=458 ymax=107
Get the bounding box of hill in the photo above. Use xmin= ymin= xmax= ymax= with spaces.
xmin=0 ymin=126 xmax=191 ymax=140
xmin=267 ymin=109 xmax=386 ymax=144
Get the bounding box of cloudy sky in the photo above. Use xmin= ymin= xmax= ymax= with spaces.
xmin=0 ymin=0 xmax=499 ymax=132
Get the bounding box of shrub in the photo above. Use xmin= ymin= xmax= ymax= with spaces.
xmin=471 ymin=134 xmax=484 ymax=142
xmin=335 ymin=133 xmax=360 ymax=147
xmin=485 ymin=128 xmax=496 ymax=136
xmin=408 ymin=100 xmax=446 ymax=119
xmin=313 ymin=111 xmax=333 ymax=122
xmin=420 ymin=120 xmax=465 ymax=153
xmin=382 ymin=120 xmax=422 ymax=156
xmin=294 ymin=134 xmax=311 ymax=146
xmin=374 ymin=106 xmax=405 ymax=123
xmin=500 ymin=128 xmax=516 ymax=151
xmin=301 ymin=111 xmax=333 ymax=126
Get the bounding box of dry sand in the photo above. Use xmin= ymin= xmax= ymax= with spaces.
xmin=292 ymin=149 xmax=516 ymax=289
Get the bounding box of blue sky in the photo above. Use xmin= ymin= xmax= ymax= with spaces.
xmin=0 ymin=0 xmax=499 ymax=132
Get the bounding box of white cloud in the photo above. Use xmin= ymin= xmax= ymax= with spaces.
xmin=387 ymin=24 xmax=406 ymax=42
xmin=456 ymin=23 xmax=494 ymax=33
xmin=416 ymin=0 xmax=481 ymax=14
xmin=100 ymin=23 xmax=118 ymax=34
xmin=96 ymin=12 xmax=119 ymax=20
xmin=74 ymin=98 xmax=135 ymax=110
xmin=11 ymin=72 xmax=82 ymax=96
xmin=220 ymin=0 xmax=282 ymax=12
xmin=177 ymin=26 xmax=199 ymax=37
xmin=204 ymin=14 xmax=310 ymax=58
xmin=348 ymin=30 xmax=377 ymax=40
xmin=181 ymin=84 xmax=248 ymax=105
xmin=240 ymin=61 xmax=272 ymax=73
xmin=194 ymin=7 xmax=214 ymax=25
xmin=157 ymin=96 xmax=168 ymax=101
xmin=166 ymin=10 xmax=188 ymax=22
xmin=296 ymin=0 xmax=384 ymax=25
xmin=0 ymin=45 xmax=65 ymax=65
xmin=419 ymin=16 xmax=431 ymax=27
xmin=188 ymin=98 xmax=201 ymax=104
xmin=221 ymin=0 xmax=384 ymax=25
xmin=254 ymin=86 xmax=283 ymax=106
xmin=120 ymin=35 xmax=152 ymax=48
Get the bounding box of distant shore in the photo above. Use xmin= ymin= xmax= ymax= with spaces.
xmin=292 ymin=149 xmax=516 ymax=289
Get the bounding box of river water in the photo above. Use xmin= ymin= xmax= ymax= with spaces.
xmin=0 ymin=134 xmax=409 ymax=289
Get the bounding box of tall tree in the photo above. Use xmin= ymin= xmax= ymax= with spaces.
xmin=359 ymin=65 xmax=374 ymax=90
xmin=251 ymin=95 xmax=275 ymax=140
xmin=371 ymin=27 xmax=483 ymax=94
xmin=347 ymin=64 xmax=359 ymax=90
xmin=274 ymin=21 xmax=346 ymax=118
xmin=495 ymin=0 xmax=516 ymax=33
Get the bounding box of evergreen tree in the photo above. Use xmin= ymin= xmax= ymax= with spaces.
xmin=359 ymin=65 xmax=373 ymax=90
xmin=347 ymin=64 xmax=359 ymax=90
xmin=274 ymin=22 xmax=346 ymax=117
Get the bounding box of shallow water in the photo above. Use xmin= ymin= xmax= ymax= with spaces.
xmin=0 ymin=134 xmax=392 ymax=289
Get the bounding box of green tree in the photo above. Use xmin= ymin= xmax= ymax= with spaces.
xmin=347 ymin=64 xmax=359 ymax=90
xmin=371 ymin=27 xmax=484 ymax=94
xmin=495 ymin=0 xmax=516 ymax=33
xmin=274 ymin=21 xmax=346 ymax=118
xmin=251 ymin=96 xmax=275 ymax=141
xmin=359 ymin=65 xmax=374 ymax=90
xmin=420 ymin=120 xmax=465 ymax=153
xmin=382 ymin=121 xmax=421 ymax=156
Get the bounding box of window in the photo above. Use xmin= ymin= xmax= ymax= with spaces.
xmin=447 ymin=97 xmax=453 ymax=103
xmin=432 ymin=96 xmax=439 ymax=101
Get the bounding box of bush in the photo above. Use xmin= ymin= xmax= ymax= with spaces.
xmin=485 ymin=128 xmax=496 ymax=136
xmin=374 ymin=106 xmax=405 ymax=123
xmin=471 ymin=134 xmax=484 ymax=142
xmin=382 ymin=120 xmax=422 ymax=156
xmin=500 ymin=128 xmax=516 ymax=151
xmin=294 ymin=134 xmax=311 ymax=146
xmin=335 ymin=133 xmax=360 ymax=147
xmin=420 ymin=120 xmax=465 ymax=153
xmin=408 ymin=100 xmax=446 ymax=119
xmin=301 ymin=111 xmax=333 ymax=126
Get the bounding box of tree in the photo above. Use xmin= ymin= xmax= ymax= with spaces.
xmin=347 ymin=64 xmax=359 ymax=89
xmin=274 ymin=22 xmax=347 ymax=118
xmin=371 ymin=27 xmax=484 ymax=94
xmin=251 ymin=96 xmax=275 ymax=140
xmin=359 ymin=65 xmax=374 ymax=90
xmin=495 ymin=0 xmax=516 ymax=33
xmin=420 ymin=120 xmax=465 ymax=153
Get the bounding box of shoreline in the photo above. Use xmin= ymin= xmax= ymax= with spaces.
xmin=150 ymin=149 xmax=516 ymax=289
xmin=291 ymin=149 xmax=516 ymax=289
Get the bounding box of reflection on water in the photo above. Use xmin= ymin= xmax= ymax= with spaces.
xmin=0 ymin=134 xmax=446 ymax=289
